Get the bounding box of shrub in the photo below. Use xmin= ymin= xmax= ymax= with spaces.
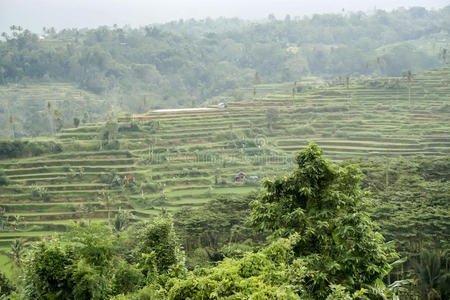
xmin=137 ymin=217 xmax=184 ymax=275
xmin=151 ymin=193 xmax=168 ymax=206
xmin=102 ymin=170 xmax=122 ymax=189
xmin=0 ymin=169 xmax=9 ymax=186
xmin=103 ymin=140 xmax=121 ymax=150
xmin=111 ymin=261 xmax=144 ymax=295
xmin=31 ymin=185 xmax=49 ymax=201
xmin=0 ymin=271 xmax=15 ymax=296
xmin=118 ymin=120 xmax=141 ymax=132
xmin=233 ymin=139 xmax=258 ymax=149
xmin=72 ymin=260 xmax=111 ymax=300
xmin=23 ymin=240 xmax=75 ymax=299
xmin=0 ymin=140 xmax=63 ymax=159
xmin=295 ymin=124 xmax=315 ymax=135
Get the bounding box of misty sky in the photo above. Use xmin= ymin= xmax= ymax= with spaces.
xmin=0 ymin=0 xmax=448 ymax=33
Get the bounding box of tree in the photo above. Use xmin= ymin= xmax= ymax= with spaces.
xmin=71 ymin=259 xmax=111 ymax=300
xmin=0 ymin=169 xmax=9 ymax=186
xmin=402 ymin=70 xmax=414 ymax=107
xmin=9 ymin=114 xmax=15 ymax=138
xmin=375 ymin=56 xmax=385 ymax=74
xmin=6 ymin=239 xmax=26 ymax=269
xmin=23 ymin=225 xmax=115 ymax=299
xmin=113 ymin=208 xmax=133 ymax=233
xmin=100 ymin=120 xmax=120 ymax=150
xmin=80 ymin=203 xmax=96 ymax=225
xmin=53 ymin=109 xmax=64 ymax=132
xmin=97 ymin=190 xmax=116 ymax=223
xmin=13 ymin=214 xmax=22 ymax=231
xmin=173 ymin=194 xmax=257 ymax=260
xmin=266 ymin=108 xmax=279 ymax=132
xmin=137 ymin=216 xmax=184 ymax=279
xmin=23 ymin=239 xmax=74 ymax=299
xmin=249 ymin=143 xmax=398 ymax=298
xmin=111 ymin=260 xmax=144 ymax=295
xmin=253 ymin=71 xmax=261 ymax=85
xmin=253 ymin=71 xmax=261 ymax=86
xmin=73 ymin=117 xmax=80 ymax=128
xmin=439 ymin=48 xmax=447 ymax=65
xmin=47 ymin=102 xmax=55 ymax=135
xmin=0 ymin=206 xmax=6 ymax=230
xmin=411 ymin=250 xmax=449 ymax=300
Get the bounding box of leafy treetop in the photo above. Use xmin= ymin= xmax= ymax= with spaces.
xmin=249 ymin=143 xmax=398 ymax=298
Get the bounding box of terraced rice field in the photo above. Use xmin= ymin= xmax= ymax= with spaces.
xmin=0 ymin=67 xmax=449 ymax=256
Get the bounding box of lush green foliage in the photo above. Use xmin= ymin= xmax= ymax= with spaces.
xmin=19 ymin=218 xmax=183 ymax=300
xmin=249 ymin=143 xmax=398 ymax=298
xmin=23 ymin=239 xmax=76 ymax=299
xmin=167 ymin=238 xmax=301 ymax=299
xmin=136 ymin=216 xmax=184 ymax=277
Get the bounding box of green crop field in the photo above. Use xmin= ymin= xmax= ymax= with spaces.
xmin=0 ymin=67 xmax=449 ymax=269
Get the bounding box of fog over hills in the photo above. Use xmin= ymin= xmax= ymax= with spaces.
xmin=0 ymin=0 xmax=448 ymax=32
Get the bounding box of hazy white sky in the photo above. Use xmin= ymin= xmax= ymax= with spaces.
xmin=0 ymin=0 xmax=448 ymax=33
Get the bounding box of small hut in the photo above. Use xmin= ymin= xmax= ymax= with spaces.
xmin=234 ymin=171 xmax=246 ymax=182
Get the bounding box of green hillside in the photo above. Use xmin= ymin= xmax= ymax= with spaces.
xmin=0 ymin=67 xmax=449 ymax=267
xmin=1 ymin=6 xmax=449 ymax=138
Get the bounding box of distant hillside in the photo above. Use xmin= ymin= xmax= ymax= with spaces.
xmin=0 ymin=6 xmax=449 ymax=137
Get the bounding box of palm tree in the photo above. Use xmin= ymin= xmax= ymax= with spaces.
xmin=412 ymin=250 xmax=450 ymax=300
xmin=402 ymin=70 xmax=414 ymax=107
xmin=439 ymin=48 xmax=447 ymax=65
xmin=8 ymin=115 xmax=15 ymax=138
xmin=6 ymin=239 xmax=26 ymax=269
xmin=97 ymin=191 xmax=116 ymax=223
xmin=113 ymin=208 xmax=133 ymax=233
xmin=375 ymin=56 xmax=384 ymax=74
xmin=79 ymin=203 xmax=96 ymax=225
xmin=53 ymin=109 xmax=64 ymax=132
xmin=13 ymin=215 xmax=22 ymax=231
xmin=47 ymin=102 xmax=54 ymax=135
